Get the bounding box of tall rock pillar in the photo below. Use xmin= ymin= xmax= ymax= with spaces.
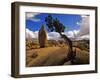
xmin=38 ymin=25 xmax=47 ymax=48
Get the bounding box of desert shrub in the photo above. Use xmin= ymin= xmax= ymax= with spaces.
xmin=77 ymin=43 xmax=89 ymax=51
xmin=31 ymin=52 xmax=38 ymax=58
xmin=47 ymin=40 xmax=58 ymax=47
xmin=73 ymin=40 xmax=89 ymax=51
xmin=26 ymin=40 xmax=39 ymax=49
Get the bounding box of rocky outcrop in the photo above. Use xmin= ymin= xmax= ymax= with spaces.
xmin=38 ymin=25 xmax=47 ymax=48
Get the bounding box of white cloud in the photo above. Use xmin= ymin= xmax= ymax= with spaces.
xmin=26 ymin=28 xmax=38 ymax=39
xmin=47 ymin=15 xmax=90 ymax=40
xmin=67 ymin=31 xmax=74 ymax=38
xmin=75 ymin=15 xmax=90 ymax=40
xmin=63 ymin=30 xmax=79 ymax=39
xmin=47 ymin=30 xmax=80 ymax=40
xmin=26 ymin=13 xmax=39 ymax=18
xmin=47 ymin=32 xmax=61 ymax=40
xmin=29 ymin=18 xmax=41 ymax=22
xmin=26 ymin=28 xmax=80 ymax=40
xmin=33 ymin=31 xmax=38 ymax=39
xmin=26 ymin=12 xmax=41 ymax=22
xmin=76 ymin=34 xmax=89 ymax=40
xmin=26 ymin=28 xmax=89 ymax=41
xmin=77 ymin=15 xmax=90 ymax=36
xmin=26 ymin=14 xmax=89 ymax=40
xmin=80 ymin=35 xmax=89 ymax=40
xmin=26 ymin=29 xmax=61 ymax=40
xmin=26 ymin=28 xmax=35 ymax=39
xmin=74 ymin=30 xmax=80 ymax=35
xmin=76 ymin=22 xmax=81 ymax=25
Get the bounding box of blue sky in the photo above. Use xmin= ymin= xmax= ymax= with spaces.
xmin=26 ymin=13 xmax=82 ymax=32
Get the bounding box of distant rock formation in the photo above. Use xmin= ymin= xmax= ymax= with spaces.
xmin=38 ymin=25 xmax=47 ymax=48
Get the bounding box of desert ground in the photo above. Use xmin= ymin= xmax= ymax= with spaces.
xmin=26 ymin=39 xmax=89 ymax=67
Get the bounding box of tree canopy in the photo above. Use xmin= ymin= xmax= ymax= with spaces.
xmin=45 ymin=14 xmax=66 ymax=33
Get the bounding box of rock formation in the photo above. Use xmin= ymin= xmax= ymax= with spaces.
xmin=38 ymin=25 xmax=47 ymax=48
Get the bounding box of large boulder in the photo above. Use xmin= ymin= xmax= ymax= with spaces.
xmin=38 ymin=25 xmax=47 ymax=48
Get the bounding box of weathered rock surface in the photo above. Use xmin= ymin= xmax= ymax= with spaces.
xmin=38 ymin=25 xmax=47 ymax=48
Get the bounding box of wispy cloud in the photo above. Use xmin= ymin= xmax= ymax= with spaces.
xmin=26 ymin=12 xmax=41 ymax=22
xmin=26 ymin=13 xmax=39 ymax=18
xmin=27 ymin=18 xmax=41 ymax=22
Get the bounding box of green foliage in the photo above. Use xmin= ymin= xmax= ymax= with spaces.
xmin=45 ymin=14 xmax=66 ymax=33
xmin=45 ymin=15 xmax=54 ymax=31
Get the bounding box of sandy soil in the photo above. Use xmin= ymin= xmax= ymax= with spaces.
xmin=26 ymin=46 xmax=69 ymax=67
xmin=26 ymin=46 xmax=89 ymax=67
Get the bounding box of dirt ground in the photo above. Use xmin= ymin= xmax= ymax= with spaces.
xmin=26 ymin=46 xmax=89 ymax=67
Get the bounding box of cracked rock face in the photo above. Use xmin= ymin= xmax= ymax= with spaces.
xmin=38 ymin=25 xmax=47 ymax=48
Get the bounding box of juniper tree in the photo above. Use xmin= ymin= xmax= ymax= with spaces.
xmin=45 ymin=14 xmax=76 ymax=63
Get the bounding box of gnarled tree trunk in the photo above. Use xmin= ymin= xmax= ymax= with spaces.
xmin=59 ymin=33 xmax=76 ymax=63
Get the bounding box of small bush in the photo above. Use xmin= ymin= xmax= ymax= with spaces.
xmin=31 ymin=52 xmax=38 ymax=58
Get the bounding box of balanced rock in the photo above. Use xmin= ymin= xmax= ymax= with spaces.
xmin=38 ymin=25 xmax=47 ymax=48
